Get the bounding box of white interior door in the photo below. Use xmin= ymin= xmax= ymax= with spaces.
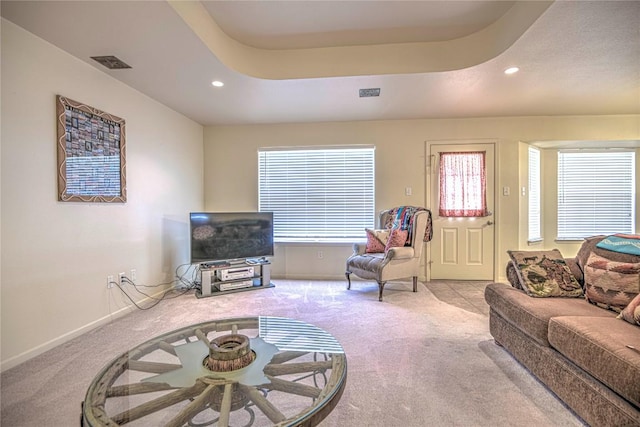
xmin=428 ymin=142 xmax=495 ymax=280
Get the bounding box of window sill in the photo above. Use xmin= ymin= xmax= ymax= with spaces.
xmin=275 ymin=238 xmax=361 ymax=245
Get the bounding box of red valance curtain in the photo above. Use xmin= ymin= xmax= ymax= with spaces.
xmin=439 ymin=151 xmax=487 ymax=217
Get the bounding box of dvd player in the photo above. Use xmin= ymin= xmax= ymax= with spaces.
xmin=217 ymin=280 xmax=253 ymax=291
xmin=216 ymin=266 xmax=254 ymax=281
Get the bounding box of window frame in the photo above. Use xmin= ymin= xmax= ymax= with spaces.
xmin=528 ymin=146 xmax=542 ymax=242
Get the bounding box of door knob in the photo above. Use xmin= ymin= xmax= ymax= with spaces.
xmin=486 ymin=220 xmax=494 ymax=226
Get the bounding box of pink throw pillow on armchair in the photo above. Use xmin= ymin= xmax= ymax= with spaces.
xmin=384 ymin=228 xmax=408 ymax=253
xmin=365 ymin=228 xmax=389 ymax=253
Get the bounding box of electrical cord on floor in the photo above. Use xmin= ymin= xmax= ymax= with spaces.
xmin=109 ymin=263 xmax=199 ymax=310
xmin=111 ymin=279 xmax=193 ymax=310
xmin=127 ymin=263 xmax=198 ymax=289
xmin=176 ymin=263 xmax=199 ymax=289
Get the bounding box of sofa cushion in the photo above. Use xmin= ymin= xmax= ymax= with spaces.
xmin=548 ymin=316 xmax=640 ymax=408
xmin=484 ymin=283 xmax=614 ymax=346
xmin=507 ymin=249 xmax=583 ymax=298
xmin=584 ymin=252 xmax=640 ymax=312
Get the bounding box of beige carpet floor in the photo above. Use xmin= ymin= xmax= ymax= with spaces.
xmin=1 ymin=279 xmax=585 ymax=426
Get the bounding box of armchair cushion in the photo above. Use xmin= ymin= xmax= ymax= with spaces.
xmin=347 ymin=253 xmax=386 ymax=276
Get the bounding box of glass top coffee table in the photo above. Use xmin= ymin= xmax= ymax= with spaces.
xmin=82 ymin=316 xmax=347 ymax=427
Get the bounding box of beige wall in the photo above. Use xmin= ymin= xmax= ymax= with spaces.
xmin=204 ymin=116 xmax=640 ymax=280
xmin=1 ymin=20 xmax=204 ymax=369
xmin=3 ymin=17 xmax=639 ymax=371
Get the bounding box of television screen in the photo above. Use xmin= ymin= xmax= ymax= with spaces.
xmin=189 ymin=212 xmax=274 ymax=264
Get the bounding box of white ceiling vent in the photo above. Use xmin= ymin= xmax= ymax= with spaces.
xmin=359 ymin=88 xmax=381 ymax=98
xmin=91 ymin=56 xmax=132 ymax=70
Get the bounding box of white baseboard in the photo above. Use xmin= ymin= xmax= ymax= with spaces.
xmin=0 ymin=290 xmax=166 ymax=373
xmin=273 ymin=274 xmax=347 ymax=281
xmin=273 ymin=274 xmax=427 ymax=282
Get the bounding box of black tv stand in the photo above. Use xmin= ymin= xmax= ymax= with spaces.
xmin=195 ymin=259 xmax=274 ymax=298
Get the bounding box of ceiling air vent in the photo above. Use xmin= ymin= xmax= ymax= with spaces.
xmin=359 ymin=88 xmax=380 ymax=98
xmin=91 ymin=56 xmax=132 ymax=70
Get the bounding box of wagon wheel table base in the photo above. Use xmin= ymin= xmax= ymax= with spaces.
xmin=82 ymin=316 xmax=347 ymax=427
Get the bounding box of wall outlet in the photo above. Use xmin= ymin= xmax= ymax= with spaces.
xmin=130 ymin=269 xmax=137 ymax=283
xmin=119 ymin=272 xmax=126 ymax=286
xmin=317 ymin=251 xmax=324 ymax=259
xmin=107 ymin=275 xmax=114 ymax=289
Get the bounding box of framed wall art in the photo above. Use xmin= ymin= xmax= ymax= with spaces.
xmin=56 ymin=95 xmax=126 ymax=202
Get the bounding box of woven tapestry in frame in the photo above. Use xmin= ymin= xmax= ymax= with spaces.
xmin=56 ymin=95 xmax=126 ymax=203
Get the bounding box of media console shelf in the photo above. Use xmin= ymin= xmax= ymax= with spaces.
xmin=195 ymin=259 xmax=273 ymax=298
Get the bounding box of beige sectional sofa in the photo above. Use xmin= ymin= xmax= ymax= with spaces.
xmin=484 ymin=237 xmax=640 ymax=426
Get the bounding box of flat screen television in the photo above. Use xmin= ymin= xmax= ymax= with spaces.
xmin=189 ymin=212 xmax=274 ymax=264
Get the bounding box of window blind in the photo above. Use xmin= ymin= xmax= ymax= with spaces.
xmin=557 ymin=150 xmax=635 ymax=240
xmin=258 ymin=147 xmax=375 ymax=241
xmin=528 ymin=147 xmax=541 ymax=241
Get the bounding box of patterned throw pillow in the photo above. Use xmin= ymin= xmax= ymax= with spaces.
xmin=618 ymin=292 xmax=640 ymax=326
xmin=507 ymin=249 xmax=583 ymax=298
xmin=365 ymin=228 xmax=390 ymax=253
xmin=384 ymin=228 xmax=408 ymax=253
xmin=584 ymin=252 xmax=640 ymax=312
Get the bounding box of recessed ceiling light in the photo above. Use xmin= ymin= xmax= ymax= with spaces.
xmin=504 ymin=67 xmax=520 ymax=75
xmin=211 ymin=81 xmax=224 ymax=87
